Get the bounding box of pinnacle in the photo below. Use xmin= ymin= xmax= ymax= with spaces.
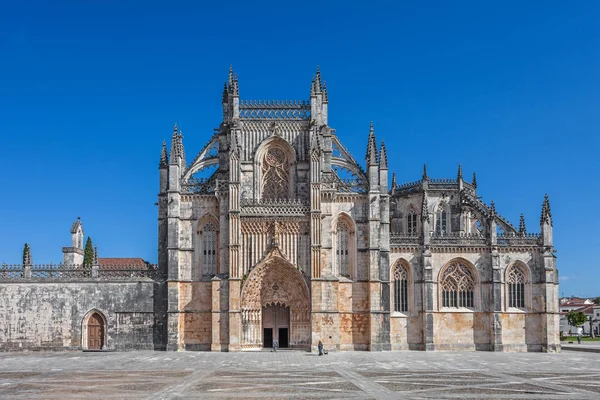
xmin=366 ymin=122 xmax=377 ymax=165
xmin=422 ymin=163 xmax=428 ymax=181
xmin=315 ymin=66 xmax=322 ymax=92
xmin=391 ymin=172 xmax=397 ymax=194
xmin=490 ymin=200 xmax=496 ymax=215
xmin=519 ymin=214 xmax=527 ymax=235
xmin=322 ymin=81 xmax=328 ymax=103
xmin=159 ymin=140 xmax=169 ymax=167
xmin=540 ymin=194 xmax=553 ymax=226
xmin=472 ymin=171 xmax=477 ymax=188
xmin=379 ymin=141 xmax=388 ymax=169
xmin=457 ymin=164 xmax=463 ymax=181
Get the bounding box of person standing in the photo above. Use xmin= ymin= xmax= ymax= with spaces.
xmin=273 ymin=338 xmax=278 ymax=352
xmin=318 ymin=340 xmax=323 ymax=356
xmin=577 ymin=326 xmax=583 ymax=344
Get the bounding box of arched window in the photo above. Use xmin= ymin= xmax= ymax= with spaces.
xmin=441 ymin=261 xmax=475 ymax=308
xmin=262 ymin=147 xmax=290 ymax=201
xmin=336 ymin=220 xmax=350 ymax=277
xmin=201 ymin=221 xmax=217 ymax=275
xmin=407 ymin=206 xmax=418 ymax=236
xmin=435 ymin=203 xmax=449 ymax=235
xmin=393 ymin=263 xmax=409 ymax=312
xmin=507 ymin=264 xmax=527 ymax=308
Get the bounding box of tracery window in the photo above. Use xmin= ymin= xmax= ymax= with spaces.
xmin=441 ymin=261 xmax=475 ymax=308
xmin=507 ymin=265 xmax=526 ymax=308
xmin=407 ymin=208 xmax=418 ymax=236
xmin=336 ymin=220 xmax=350 ymax=277
xmin=261 ymin=147 xmax=290 ymax=201
xmin=435 ymin=204 xmax=449 ymax=235
xmin=393 ymin=264 xmax=409 ymax=312
xmin=202 ymin=222 xmax=217 ymax=275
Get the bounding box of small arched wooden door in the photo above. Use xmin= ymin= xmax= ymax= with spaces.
xmin=87 ymin=313 xmax=104 ymax=350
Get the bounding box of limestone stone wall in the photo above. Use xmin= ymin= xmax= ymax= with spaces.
xmin=0 ymin=281 xmax=155 ymax=351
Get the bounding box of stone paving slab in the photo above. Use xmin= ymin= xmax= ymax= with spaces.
xmin=0 ymin=351 xmax=599 ymax=399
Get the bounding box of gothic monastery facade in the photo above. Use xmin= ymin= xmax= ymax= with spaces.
xmin=0 ymin=67 xmax=560 ymax=352
xmin=158 ymin=67 xmax=559 ymax=352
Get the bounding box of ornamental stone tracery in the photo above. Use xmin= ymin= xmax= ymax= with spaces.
xmin=261 ymin=147 xmax=290 ymax=201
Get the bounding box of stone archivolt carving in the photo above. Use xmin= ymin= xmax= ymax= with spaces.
xmin=240 ymin=251 xmax=310 ymax=348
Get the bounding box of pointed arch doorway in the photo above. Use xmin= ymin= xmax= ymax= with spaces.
xmin=240 ymin=251 xmax=310 ymax=350
xmin=262 ymin=303 xmax=290 ymax=348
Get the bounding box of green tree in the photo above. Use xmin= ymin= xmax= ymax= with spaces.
xmin=593 ymin=297 xmax=600 ymax=305
xmin=567 ymin=310 xmax=587 ymax=328
xmin=82 ymin=237 xmax=94 ymax=268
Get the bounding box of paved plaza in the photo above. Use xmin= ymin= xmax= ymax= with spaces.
xmin=0 ymin=350 xmax=599 ymax=399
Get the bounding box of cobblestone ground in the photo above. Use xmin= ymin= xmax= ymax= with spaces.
xmin=0 ymin=350 xmax=599 ymax=399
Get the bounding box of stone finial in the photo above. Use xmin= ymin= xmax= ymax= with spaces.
xmin=366 ymin=122 xmax=378 ymax=165
xmin=540 ymin=194 xmax=553 ymax=226
xmin=322 ymin=81 xmax=328 ymax=103
xmin=170 ymin=124 xmax=179 ymax=163
xmin=159 ymin=140 xmax=169 ymax=168
xmin=228 ymin=65 xmax=234 ymax=88
xmin=315 ymin=66 xmax=323 ymax=92
xmin=519 ymin=214 xmax=527 ymax=235
xmin=472 ymin=171 xmax=477 ymax=189
xmin=379 ymin=141 xmax=388 ymax=169
xmin=490 ymin=200 xmax=496 ymax=216
xmin=93 ymin=245 xmax=98 ymax=265
xmin=422 ymin=163 xmax=428 ymax=181
xmin=391 ymin=172 xmax=397 ymax=195
xmin=310 ymin=76 xmax=317 ymax=96
xmin=457 ymin=164 xmax=463 ymax=181
xmin=22 ymin=243 xmax=32 ymax=266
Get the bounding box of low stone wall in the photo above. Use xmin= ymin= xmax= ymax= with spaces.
xmin=0 ymin=280 xmax=156 ymax=351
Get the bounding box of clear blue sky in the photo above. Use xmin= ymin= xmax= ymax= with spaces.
xmin=0 ymin=1 xmax=598 ymax=297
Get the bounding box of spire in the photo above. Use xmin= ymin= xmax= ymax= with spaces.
xmin=457 ymin=164 xmax=463 ymax=181
xmin=540 ymin=194 xmax=553 ymax=226
xmin=422 ymin=163 xmax=428 ymax=181
xmin=379 ymin=141 xmax=388 ymax=169
xmin=322 ymin=81 xmax=328 ymax=103
xmin=519 ymin=214 xmax=527 ymax=235
xmin=222 ymin=82 xmax=228 ymax=103
xmin=310 ymin=76 xmax=317 ymax=96
xmin=366 ymin=122 xmax=378 ymax=165
xmin=178 ymin=130 xmax=186 ymax=164
xmin=315 ymin=66 xmax=323 ymax=92
xmin=391 ymin=172 xmax=397 ymax=195
xmin=472 ymin=171 xmax=477 ymax=189
xmin=159 ymin=140 xmax=168 ymax=168
xmin=228 ymin=65 xmax=234 ymax=89
xmin=170 ymin=123 xmax=179 ymax=161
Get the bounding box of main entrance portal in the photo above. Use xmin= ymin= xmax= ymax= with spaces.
xmin=240 ymin=252 xmax=311 ymax=350
xmin=262 ymin=304 xmax=289 ymax=348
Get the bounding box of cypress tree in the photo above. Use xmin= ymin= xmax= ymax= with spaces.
xmin=83 ymin=237 xmax=94 ymax=268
